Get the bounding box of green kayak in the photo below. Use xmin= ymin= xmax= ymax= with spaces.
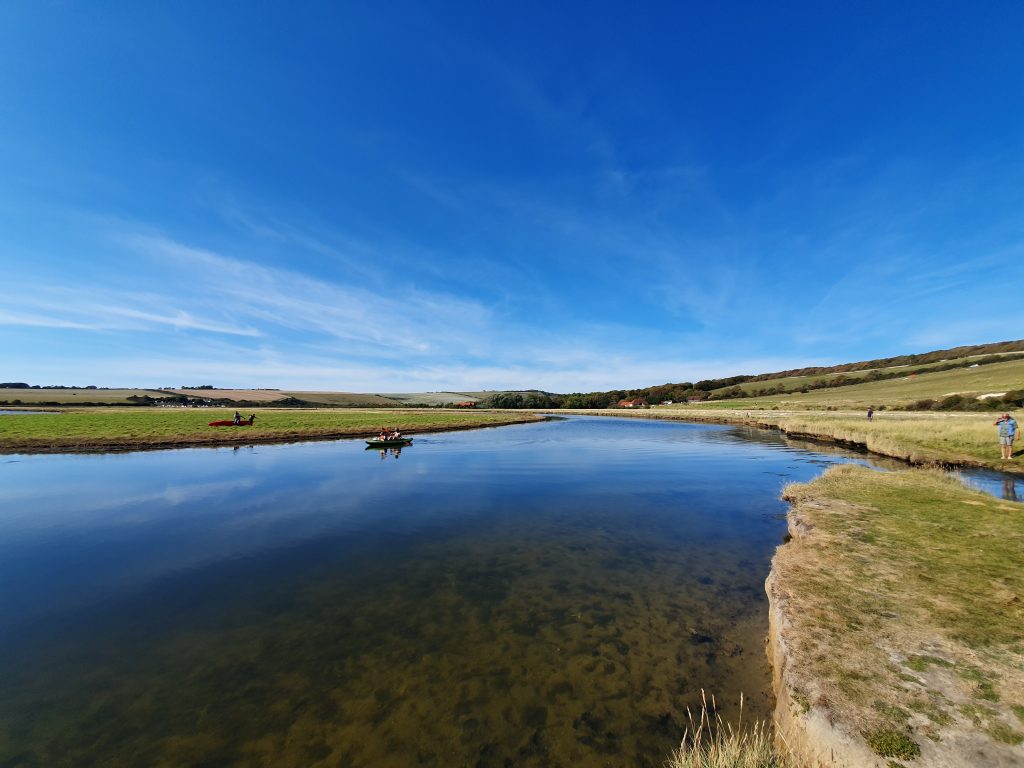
xmin=365 ymin=437 xmax=413 ymax=447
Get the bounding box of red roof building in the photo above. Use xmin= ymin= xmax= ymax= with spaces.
xmin=616 ymin=397 xmax=649 ymax=408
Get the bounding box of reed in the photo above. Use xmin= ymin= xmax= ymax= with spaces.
xmin=667 ymin=691 xmax=795 ymax=768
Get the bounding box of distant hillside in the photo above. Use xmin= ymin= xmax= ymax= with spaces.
xmin=698 ymin=357 xmax=1024 ymax=411
xmin=558 ymin=339 xmax=1024 ymax=410
xmin=0 ymin=387 xmax=178 ymax=406
xmin=4 ymin=340 xmax=1020 ymax=412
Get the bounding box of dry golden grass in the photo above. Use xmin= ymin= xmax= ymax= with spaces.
xmin=588 ymin=409 xmax=1021 ymax=471
xmin=666 ymin=691 xmax=801 ymax=768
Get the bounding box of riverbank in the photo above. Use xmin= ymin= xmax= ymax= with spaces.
xmin=0 ymin=408 xmax=544 ymax=453
xmin=770 ymin=465 xmax=1024 ymax=766
xmin=559 ymin=408 xmax=1024 ymax=475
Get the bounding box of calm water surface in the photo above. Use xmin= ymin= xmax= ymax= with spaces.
xmin=0 ymin=416 xmax=981 ymax=767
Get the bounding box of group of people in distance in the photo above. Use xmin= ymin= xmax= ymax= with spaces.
xmin=378 ymin=426 xmax=403 ymax=441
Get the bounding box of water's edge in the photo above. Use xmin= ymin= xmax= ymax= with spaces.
xmin=556 ymin=409 xmax=1024 ymax=477
xmin=766 ymin=515 xmax=884 ymax=768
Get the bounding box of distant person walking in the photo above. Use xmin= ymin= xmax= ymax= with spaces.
xmin=866 ymin=406 xmax=874 ymax=421
xmin=233 ymin=410 xmax=242 ymax=426
xmin=995 ymin=412 xmax=1018 ymax=460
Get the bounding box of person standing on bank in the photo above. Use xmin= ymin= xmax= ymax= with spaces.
xmin=995 ymin=412 xmax=1018 ymax=460
xmin=867 ymin=406 xmax=874 ymax=421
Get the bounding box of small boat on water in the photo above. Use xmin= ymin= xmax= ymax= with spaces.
xmin=365 ymin=437 xmax=413 ymax=447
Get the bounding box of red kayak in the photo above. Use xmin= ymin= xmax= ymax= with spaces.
xmin=209 ymin=416 xmax=256 ymax=427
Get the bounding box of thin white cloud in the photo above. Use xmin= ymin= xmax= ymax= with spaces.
xmin=119 ymin=233 xmax=492 ymax=357
xmin=0 ymin=288 xmax=262 ymax=337
xmin=0 ymin=308 xmax=104 ymax=330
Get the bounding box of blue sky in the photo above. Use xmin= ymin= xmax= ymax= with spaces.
xmin=1 ymin=2 xmax=1022 ymax=392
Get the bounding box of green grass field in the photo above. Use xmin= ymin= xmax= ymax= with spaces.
xmin=778 ymin=466 xmax=1024 ymax=760
xmin=0 ymin=408 xmax=542 ymax=453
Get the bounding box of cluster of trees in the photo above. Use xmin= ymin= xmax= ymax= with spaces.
xmin=480 ymin=391 xmax=561 ymax=409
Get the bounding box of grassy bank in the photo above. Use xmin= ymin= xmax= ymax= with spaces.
xmin=0 ymin=408 xmax=543 ymax=453
xmin=776 ymin=465 xmax=1024 ymax=764
xmin=575 ymin=408 xmax=1024 ymax=474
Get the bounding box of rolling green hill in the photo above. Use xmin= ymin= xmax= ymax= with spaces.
xmin=674 ymin=357 xmax=1024 ymax=410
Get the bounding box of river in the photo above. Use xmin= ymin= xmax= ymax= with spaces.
xmin=0 ymin=415 xmax=1010 ymax=767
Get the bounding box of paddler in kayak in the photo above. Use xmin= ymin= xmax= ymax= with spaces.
xmin=389 ymin=427 xmax=403 ymax=440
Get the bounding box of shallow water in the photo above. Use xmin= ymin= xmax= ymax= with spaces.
xmin=0 ymin=416 xmax=1001 ymax=767
xmin=953 ymin=466 xmax=1024 ymax=502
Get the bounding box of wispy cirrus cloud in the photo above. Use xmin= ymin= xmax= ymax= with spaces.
xmin=118 ymin=233 xmax=494 ymax=358
xmin=0 ymin=289 xmax=262 ymax=336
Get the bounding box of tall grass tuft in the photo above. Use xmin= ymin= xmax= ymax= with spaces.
xmin=666 ymin=691 xmax=794 ymax=768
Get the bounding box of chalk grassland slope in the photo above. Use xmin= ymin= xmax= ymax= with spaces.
xmin=686 ymin=358 xmax=1024 ymax=409
xmin=0 ymin=408 xmax=543 ymax=453
xmin=375 ymin=392 xmax=482 ymax=405
xmin=0 ymin=388 xmax=177 ymax=404
xmin=772 ymin=466 xmax=1024 ymax=766
xmin=707 ymin=351 xmax=1024 ymax=399
xmin=282 ymin=391 xmax=403 ymax=406
xmin=168 ymin=388 xmax=290 ymax=402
